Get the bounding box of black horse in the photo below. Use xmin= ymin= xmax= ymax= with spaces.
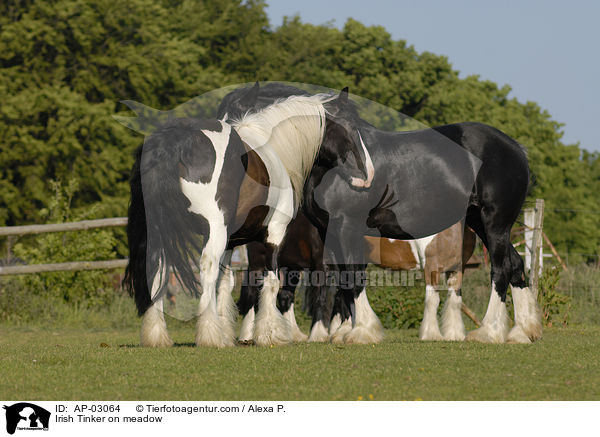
xmin=237 ymin=212 xmax=336 ymax=343
xmin=220 ymin=82 xmax=541 ymax=344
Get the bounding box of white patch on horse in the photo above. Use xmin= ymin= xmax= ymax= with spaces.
xmin=140 ymin=299 xmax=173 ymax=347
xmin=179 ymin=121 xmax=234 ymax=347
xmin=239 ymin=307 xmax=255 ymax=342
xmin=253 ymin=271 xmax=292 ymax=346
xmin=330 ymin=318 xmax=352 ymax=344
xmin=507 ymin=285 xmax=542 ymax=343
xmin=419 ymin=284 xmax=443 ymax=341
xmin=247 ymin=141 xmax=295 ymax=246
xmin=179 ymin=122 xmax=230 ymax=262
xmin=441 ymin=288 xmax=466 ymax=341
xmin=140 ymin=259 xmax=173 ymax=347
xmin=409 ymin=234 xmax=435 ymax=270
xmin=329 ymin=314 xmax=342 ymax=335
xmin=308 ymin=320 xmax=329 ymax=342
xmin=466 ymin=282 xmax=509 ymax=343
xmin=350 ymin=130 xmax=375 ymax=188
xmin=216 ymin=266 xmax=237 ymax=345
xmin=343 ymin=288 xmax=385 ymax=344
xmin=283 ymin=303 xmax=308 ymax=342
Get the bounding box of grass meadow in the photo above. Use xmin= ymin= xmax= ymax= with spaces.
xmin=1 ymin=323 xmax=599 ymax=400
xmin=1 ymin=264 xmax=599 ymax=400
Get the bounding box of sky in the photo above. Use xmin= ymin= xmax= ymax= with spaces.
xmin=265 ymin=0 xmax=600 ymax=152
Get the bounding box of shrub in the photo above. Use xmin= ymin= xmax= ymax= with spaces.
xmin=6 ymin=180 xmax=119 ymax=313
xmin=538 ymin=266 xmax=571 ymax=327
xmin=368 ymin=280 xmax=425 ymax=329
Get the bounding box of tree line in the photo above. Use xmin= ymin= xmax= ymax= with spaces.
xmin=1 ymin=0 xmax=598 ymax=261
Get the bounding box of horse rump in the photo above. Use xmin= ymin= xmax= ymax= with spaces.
xmin=123 ymin=120 xmax=209 ymax=316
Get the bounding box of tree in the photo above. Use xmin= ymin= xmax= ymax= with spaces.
xmin=1 ymin=0 xmax=597 ymax=259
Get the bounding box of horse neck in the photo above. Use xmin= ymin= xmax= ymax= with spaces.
xmin=233 ymin=96 xmax=327 ymax=200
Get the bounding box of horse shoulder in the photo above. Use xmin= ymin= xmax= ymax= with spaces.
xmin=233 ymin=148 xmax=270 ymax=231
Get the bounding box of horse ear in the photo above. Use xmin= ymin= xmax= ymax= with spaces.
xmin=339 ymin=87 xmax=349 ymax=104
xmin=239 ymin=81 xmax=260 ymax=108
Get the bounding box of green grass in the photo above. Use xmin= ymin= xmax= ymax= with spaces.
xmin=2 ymin=265 xmax=599 ymax=400
xmin=1 ymin=324 xmax=599 ymax=400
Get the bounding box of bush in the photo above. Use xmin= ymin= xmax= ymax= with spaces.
xmin=367 ymin=269 xmax=425 ymax=329
xmin=538 ymin=266 xmax=571 ymax=327
xmin=3 ymin=180 xmax=120 ymax=317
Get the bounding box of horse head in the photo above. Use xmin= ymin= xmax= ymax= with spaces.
xmin=219 ymin=83 xmax=375 ymax=190
xmin=322 ymin=88 xmax=375 ymax=189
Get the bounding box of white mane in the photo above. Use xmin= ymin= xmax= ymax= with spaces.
xmin=231 ymin=94 xmax=331 ymax=199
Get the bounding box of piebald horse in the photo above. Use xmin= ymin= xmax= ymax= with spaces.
xmin=221 ymin=82 xmax=542 ymax=344
xmin=122 ymin=92 xmax=372 ymax=347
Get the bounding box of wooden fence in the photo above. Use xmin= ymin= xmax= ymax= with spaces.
xmin=512 ymin=199 xmax=561 ymax=298
xmin=0 ymin=202 xmax=548 ymax=298
xmin=0 ymin=218 xmax=128 ymax=276
xmin=0 ymin=203 xmax=550 ymax=328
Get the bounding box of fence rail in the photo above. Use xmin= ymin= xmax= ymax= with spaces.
xmin=0 ymin=217 xmax=128 ymax=237
xmin=0 ymin=202 xmax=549 ymax=280
xmin=0 ymin=260 xmax=128 ymax=276
xmin=1 ymin=218 xmax=129 ymax=275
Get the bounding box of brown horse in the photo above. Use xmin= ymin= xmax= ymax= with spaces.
xmin=330 ymin=222 xmax=477 ymax=343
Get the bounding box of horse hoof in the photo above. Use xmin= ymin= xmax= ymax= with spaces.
xmin=291 ymin=327 xmax=308 ymax=342
xmin=520 ymin=318 xmax=543 ymax=342
xmin=344 ymin=325 xmax=384 ymax=344
xmin=441 ymin=307 xmax=466 ymax=341
xmin=419 ymin=326 xmax=444 ymax=341
xmin=195 ymin=331 xmax=235 ymax=348
xmin=308 ymin=321 xmax=329 ymax=342
xmin=140 ymin=332 xmax=174 ymax=348
xmin=140 ymin=310 xmax=174 ymax=347
xmin=330 ymin=320 xmax=352 ymax=344
xmin=442 ymin=330 xmax=466 ymax=341
xmin=329 ymin=331 xmax=345 ymax=344
xmin=466 ymin=325 xmax=507 ymax=344
xmin=237 ymin=339 xmax=255 ymax=346
xmin=254 ymin=332 xmax=291 ymax=347
xmin=507 ymin=325 xmax=532 ymax=344
xmin=253 ymin=317 xmax=292 ymax=347
xmin=196 ymin=315 xmax=235 ymax=348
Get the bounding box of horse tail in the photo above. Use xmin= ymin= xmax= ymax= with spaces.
xmin=123 ymin=145 xmax=151 ymax=316
xmin=123 ymin=134 xmax=206 ymax=316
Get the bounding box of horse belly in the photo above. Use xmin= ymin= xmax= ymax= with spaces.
xmin=364 ymin=237 xmax=418 ymax=270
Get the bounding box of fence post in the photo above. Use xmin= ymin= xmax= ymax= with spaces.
xmin=524 ymin=208 xmax=533 ymax=271
xmin=529 ymin=199 xmax=545 ymax=299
